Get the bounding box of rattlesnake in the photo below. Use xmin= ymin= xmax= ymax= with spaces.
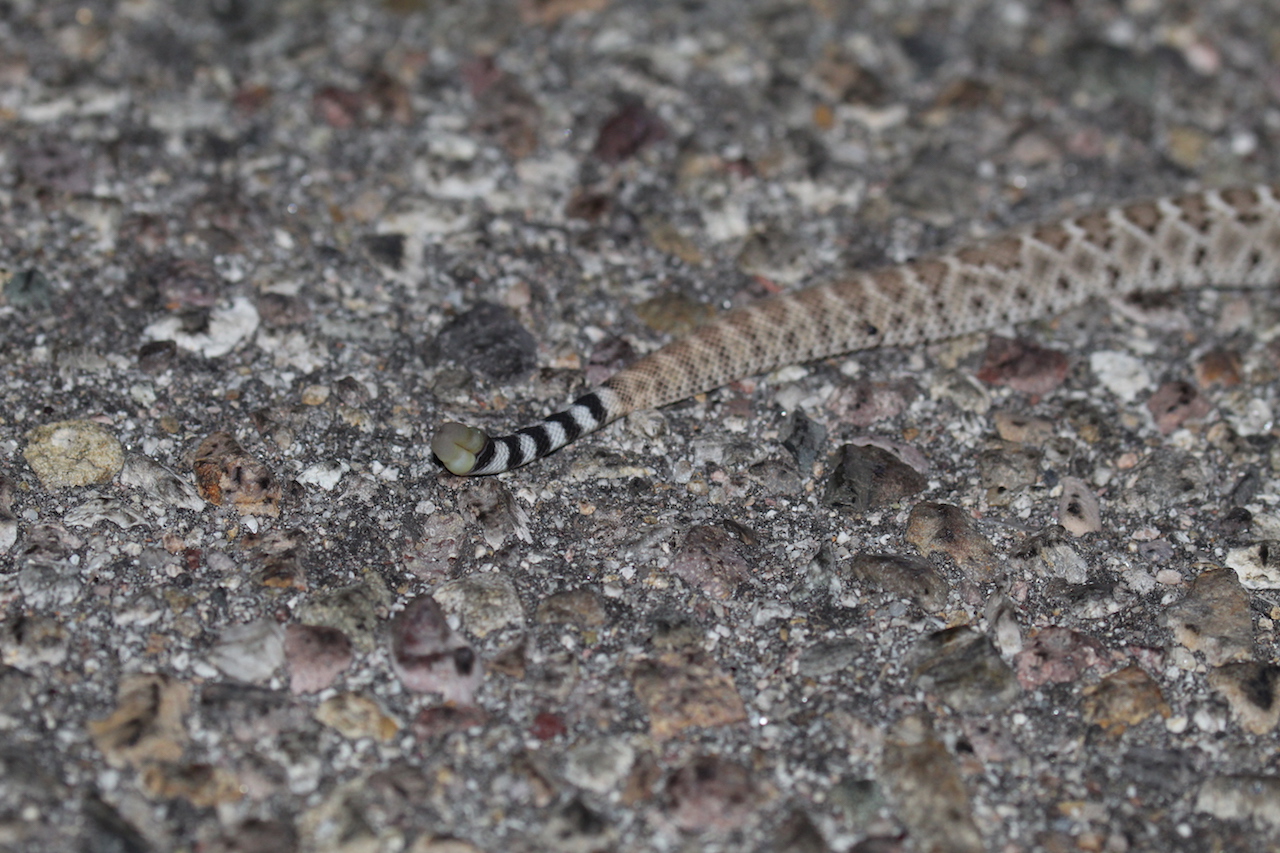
xmin=433 ymin=185 xmax=1280 ymax=476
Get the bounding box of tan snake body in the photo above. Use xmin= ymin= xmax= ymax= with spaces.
xmin=433 ymin=185 xmax=1280 ymax=476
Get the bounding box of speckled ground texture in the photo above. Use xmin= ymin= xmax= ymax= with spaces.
xmin=5 ymin=1 xmax=1280 ymax=851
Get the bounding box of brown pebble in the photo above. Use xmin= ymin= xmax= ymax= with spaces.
xmin=1080 ymin=665 xmax=1171 ymax=737
xmin=828 ymin=379 xmax=916 ymax=427
xmin=826 ymin=444 xmax=928 ymax=514
xmin=909 ymin=626 xmax=1021 ymax=713
xmin=669 ymin=523 xmax=757 ymax=600
xmin=88 ymin=673 xmax=190 ymax=769
xmin=1195 ymin=348 xmax=1242 ymax=388
xmin=664 ymin=755 xmax=765 ymax=834
xmin=1147 ymin=381 xmax=1211 ymax=434
xmin=1208 ymin=662 xmax=1280 ymax=734
xmin=535 ymin=587 xmax=608 ymax=627
xmin=976 ymin=336 xmax=1069 ymax=396
xmin=905 ymin=502 xmax=998 ymax=582
xmin=593 ymin=98 xmax=667 ymax=164
xmin=992 ymin=409 xmax=1055 ymax=444
xmin=412 ymin=704 xmax=490 ymax=739
xmin=192 ymin=431 xmax=281 ymax=517
xmin=389 ymin=596 xmax=483 ymax=704
xmin=284 ymin=624 xmax=354 ymax=694
xmin=847 ymin=552 xmax=949 ymax=612
xmin=1166 ymin=567 xmax=1254 ymax=665
xmin=142 ymin=763 xmax=242 ymax=808
xmin=880 ymin=715 xmax=984 ymax=853
xmin=977 ymin=442 xmax=1041 ymax=506
xmin=1014 ymin=627 xmax=1118 ymax=689
xmin=627 ymin=649 xmax=747 ymax=741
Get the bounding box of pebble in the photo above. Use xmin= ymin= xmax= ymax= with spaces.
xmin=1013 ymin=627 xmax=1117 ymax=689
xmin=1207 ymin=662 xmax=1280 ymax=734
xmin=535 ymin=587 xmax=608 ymax=627
xmin=0 ymin=665 xmax=38 ymax=729
xmin=430 ymin=302 xmax=537 ymax=382
xmin=1195 ymin=348 xmax=1243 ymax=387
xmin=594 ymin=98 xmax=668 ymax=163
xmin=991 ymin=409 xmax=1054 ymax=444
xmin=825 ymin=444 xmax=927 ymax=514
xmin=649 ymin=611 xmax=705 ymax=650
xmin=243 ymin=528 xmax=308 ymax=590
xmin=64 ymin=495 xmax=150 ymax=530
xmin=1196 ymin=775 xmax=1280 ymax=826
xmin=828 ymin=378 xmax=915 ymax=426
xmin=143 ymin=295 xmax=260 ymax=359
xmin=192 ymin=431 xmax=282 ymax=517
xmin=846 ymin=552 xmax=949 ymax=612
xmin=209 ymin=618 xmax=287 ymax=683
xmin=3 ymin=267 xmax=54 ymax=309
xmin=563 ymin=737 xmax=636 ymax=794
xmin=408 ymin=839 xmax=484 ymax=853
xmin=769 ymin=810 xmax=830 ymax=853
xmin=539 ymin=798 xmax=618 ymax=852
xmin=745 ymin=455 xmax=805 ymax=495
xmin=782 ymin=411 xmax=827 ymax=478
xmin=203 ymin=819 xmax=299 ymax=853
xmin=88 ymin=673 xmax=190 ymax=769
xmin=1080 ymin=665 xmax=1171 ymax=737
xmin=23 ymin=420 xmax=125 ymax=489
xmin=199 ymin=683 xmax=311 ymax=743
xmin=829 ymin=776 xmax=887 ymax=829
xmin=908 ymin=626 xmax=1021 ymax=713
xmin=119 ymin=454 xmax=207 ymax=511
xmin=664 ymin=755 xmax=764 ymax=834
xmin=456 ymin=479 xmax=532 ymax=549
xmin=1118 ymin=449 xmax=1207 ymax=514
xmin=1088 ymin=350 xmax=1152 ymax=402
xmin=0 ymin=613 xmax=69 ymax=668
xmin=1224 ymin=542 xmax=1280 ymax=590
xmin=137 ymin=339 xmax=178 ymax=373
xmin=389 ymin=595 xmax=483 ymax=703
xmin=295 ymin=574 xmax=391 ymax=653
xmin=82 ymin=795 xmax=152 ymax=853
xmin=985 ymin=593 xmax=1024 ymax=656
xmin=668 ymin=523 xmax=757 ymax=600
xmin=284 ymin=624 xmax=354 ymax=694
xmin=402 ymin=511 xmax=468 ymax=583
xmin=432 ymin=572 xmax=525 ymax=638
xmin=977 ymin=442 xmax=1040 ymax=505
xmin=905 ymin=502 xmax=998 ymax=582
xmin=928 ymin=369 xmax=990 ymax=414
xmin=142 ymin=762 xmax=243 ymax=808
xmin=1147 ymin=380 xmax=1211 ymax=434
xmin=1009 ymin=526 xmax=1089 ymax=584
xmin=627 ymin=649 xmax=747 ymax=741
xmin=412 ymin=704 xmax=490 ymax=739
xmin=257 ymin=291 xmax=312 ymax=327
xmin=315 ymin=692 xmax=401 ymax=742
xmin=977 ymin=336 xmax=1068 ymax=395
xmin=1165 ymin=567 xmax=1254 ymax=665
xmin=880 ymin=715 xmax=983 ymax=853
xmin=798 ymin=640 xmax=863 ymax=678
xmin=0 ymin=476 xmax=14 ymax=554
xmin=1056 ymin=477 xmax=1102 ymax=536
xmin=17 ymin=560 xmax=83 ymax=610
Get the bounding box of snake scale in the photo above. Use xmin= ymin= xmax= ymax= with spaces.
xmin=433 ymin=185 xmax=1280 ymax=476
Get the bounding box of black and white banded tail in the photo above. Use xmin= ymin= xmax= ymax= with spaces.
xmin=433 ymin=186 xmax=1280 ymax=476
xmin=433 ymin=389 xmax=618 ymax=475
